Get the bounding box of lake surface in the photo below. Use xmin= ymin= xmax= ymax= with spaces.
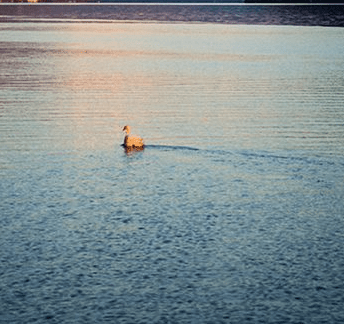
xmin=1 ymin=5 xmax=344 ymax=324
xmin=1 ymin=4 xmax=344 ymax=27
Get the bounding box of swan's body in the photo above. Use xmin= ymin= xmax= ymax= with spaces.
xmin=123 ymin=125 xmax=144 ymax=150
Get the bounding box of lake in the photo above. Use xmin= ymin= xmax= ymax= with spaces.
xmin=1 ymin=4 xmax=344 ymax=324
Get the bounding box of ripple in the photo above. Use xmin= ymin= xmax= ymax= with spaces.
xmin=1 ymin=19 xmax=344 ymax=324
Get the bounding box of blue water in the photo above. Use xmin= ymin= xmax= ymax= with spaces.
xmin=1 ymin=6 xmax=344 ymax=324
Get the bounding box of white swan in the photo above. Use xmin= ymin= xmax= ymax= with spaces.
xmin=123 ymin=125 xmax=144 ymax=150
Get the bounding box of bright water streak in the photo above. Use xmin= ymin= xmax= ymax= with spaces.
xmin=1 ymin=22 xmax=344 ymax=323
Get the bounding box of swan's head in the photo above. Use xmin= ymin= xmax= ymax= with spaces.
xmin=123 ymin=125 xmax=130 ymax=134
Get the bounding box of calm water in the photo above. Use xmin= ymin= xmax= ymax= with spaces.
xmin=1 ymin=5 xmax=344 ymax=324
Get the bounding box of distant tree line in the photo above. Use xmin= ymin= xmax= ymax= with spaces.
xmin=1 ymin=0 xmax=342 ymax=3
xmin=4 ymin=0 xmax=234 ymax=2
xmin=0 ymin=0 xmax=241 ymax=2
xmin=245 ymin=0 xmax=343 ymax=3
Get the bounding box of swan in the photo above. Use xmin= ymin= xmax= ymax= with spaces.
xmin=122 ymin=125 xmax=144 ymax=150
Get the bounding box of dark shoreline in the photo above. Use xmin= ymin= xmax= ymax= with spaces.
xmin=1 ymin=0 xmax=343 ymax=3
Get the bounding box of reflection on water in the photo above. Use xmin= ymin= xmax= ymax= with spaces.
xmin=1 ymin=20 xmax=344 ymax=324
xmin=1 ymin=23 xmax=343 ymax=154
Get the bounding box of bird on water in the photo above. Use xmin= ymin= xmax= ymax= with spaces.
xmin=122 ymin=125 xmax=144 ymax=151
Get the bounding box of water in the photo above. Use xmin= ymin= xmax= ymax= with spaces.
xmin=1 ymin=5 xmax=344 ymax=324
xmin=1 ymin=4 xmax=344 ymax=27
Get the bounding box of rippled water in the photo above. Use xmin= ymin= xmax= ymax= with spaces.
xmin=1 ymin=4 xmax=344 ymax=27
xmin=1 ymin=9 xmax=344 ymax=324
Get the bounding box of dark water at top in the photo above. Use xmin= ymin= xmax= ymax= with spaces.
xmin=1 ymin=5 xmax=344 ymax=324
xmin=1 ymin=3 xmax=344 ymax=27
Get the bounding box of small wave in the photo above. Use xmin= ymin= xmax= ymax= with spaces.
xmin=121 ymin=144 xmax=342 ymax=170
xmin=145 ymin=144 xmax=200 ymax=151
xmin=235 ymin=149 xmax=340 ymax=169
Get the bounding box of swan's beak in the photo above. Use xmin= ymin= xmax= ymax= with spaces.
xmin=123 ymin=125 xmax=130 ymax=134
